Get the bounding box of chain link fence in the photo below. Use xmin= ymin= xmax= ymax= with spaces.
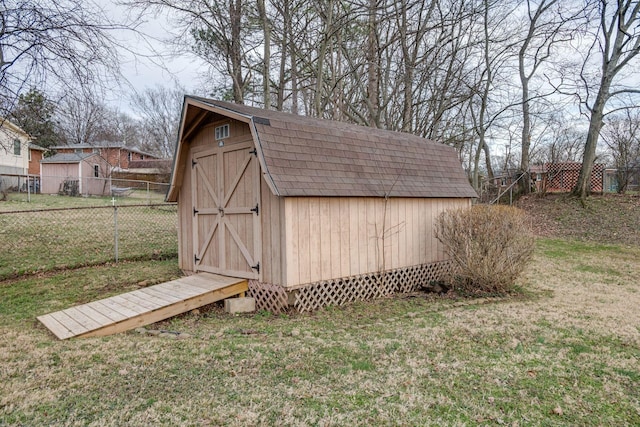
xmin=0 ymin=173 xmax=169 ymax=202
xmin=0 ymin=201 xmax=178 ymax=281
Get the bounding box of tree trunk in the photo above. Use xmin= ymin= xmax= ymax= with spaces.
xmin=366 ymin=0 xmax=379 ymax=127
xmin=258 ymin=0 xmax=271 ymax=109
xmin=398 ymin=0 xmax=412 ymax=132
xmin=314 ymin=1 xmax=333 ymax=117
xmin=572 ymin=0 xmax=640 ymax=200
xmin=571 ymin=89 xmax=608 ymax=199
xmin=519 ymin=66 xmax=531 ymax=194
xmin=229 ymin=0 xmax=244 ymax=104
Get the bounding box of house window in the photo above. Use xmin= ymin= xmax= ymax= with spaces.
xmin=127 ymin=152 xmax=132 ymax=162
xmin=75 ymin=148 xmax=83 ymax=154
xmin=13 ymin=139 xmax=21 ymax=156
xmin=215 ymin=124 xmax=230 ymax=140
xmin=94 ymin=165 xmax=99 ymax=177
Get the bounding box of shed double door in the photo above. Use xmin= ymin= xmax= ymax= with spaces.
xmin=191 ymin=140 xmax=261 ymax=279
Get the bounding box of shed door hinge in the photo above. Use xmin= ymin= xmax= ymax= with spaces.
xmin=250 ymin=203 xmax=259 ymax=215
xmin=194 ymin=254 xmax=201 ymax=263
xmin=249 ymin=148 xmax=257 ymax=157
xmin=193 ymin=207 xmax=198 ymax=216
xmin=192 ymin=159 xmax=197 ymax=168
xmin=251 ymin=262 xmax=260 ymax=273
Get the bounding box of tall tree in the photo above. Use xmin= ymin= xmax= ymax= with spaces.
xmin=0 ymin=0 xmax=120 ymax=145
xmin=516 ymin=0 xmax=583 ymax=193
xmin=9 ymin=88 xmax=61 ymax=148
xmin=572 ymin=0 xmax=640 ymax=199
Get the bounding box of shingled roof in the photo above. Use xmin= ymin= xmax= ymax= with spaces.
xmin=40 ymin=152 xmax=98 ymax=164
xmin=167 ymin=97 xmax=476 ymax=201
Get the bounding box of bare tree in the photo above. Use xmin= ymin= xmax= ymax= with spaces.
xmin=516 ymin=0 xmax=584 ymax=193
xmin=124 ymin=0 xmax=258 ymax=104
xmin=130 ymin=85 xmax=183 ymax=157
xmin=469 ymin=0 xmax=518 ymax=190
xmin=572 ymin=0 xmax=640 ymax=199
xmin=56 ymin=94 xmax=113 ymax=146
xmin=601 ymin=109 xmax=640 ymax=193
xmin=0 ymin=0 xmax=121 ymax=145
xmin=533 ymin=115 xmax=585 ymax=164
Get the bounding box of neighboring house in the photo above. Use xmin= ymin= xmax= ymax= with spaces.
xmin=40 ymin=153 xmax=111 ymax=196
xmin=51 ymin=142 xmax=159 ymax=170
xmin=28 ymin=143 xmax=47 ymax=175
xmin=167 ymin=97 xmax=477 ymax=312
xmin=0 ymin=119 xmax=30 ymax=192
xmin=531 ymin=162 xmax=605 ymax=193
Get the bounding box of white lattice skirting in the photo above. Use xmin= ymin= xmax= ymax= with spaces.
xmin=248 ymin=260 xmax=453 ymax=313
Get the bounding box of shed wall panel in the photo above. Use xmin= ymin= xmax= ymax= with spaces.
xmin=260 ymin=177 xmax=285 ymax=285
xmin=80 ymin=159 xmax=110 ymax=196
xmin=177 ymin=158 xmax=194 ymax=272
xmin=41 ymin=163 xmax=79 ymax=194
xmin=283 ymin=197 xmax=470 ymax=288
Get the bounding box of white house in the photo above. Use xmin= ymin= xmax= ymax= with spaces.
xmin=0 ymin=120 xmax=30 ymax=192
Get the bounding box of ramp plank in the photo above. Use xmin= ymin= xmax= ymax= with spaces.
xmin=37 ymin=314 xmax=74 ymax=340
xmin=37 ymin=273 xmax=248 ymax=340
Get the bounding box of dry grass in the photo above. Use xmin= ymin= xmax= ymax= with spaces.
xmin=1 ymin=239 xmax=639 ymax=426
xmin=517 ymin=193 xmax=640 ymax=246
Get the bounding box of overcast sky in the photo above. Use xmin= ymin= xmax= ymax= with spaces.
xmin=104 ymin=1 xmax=205 ymax=113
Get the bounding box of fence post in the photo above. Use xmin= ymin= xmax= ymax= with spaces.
xmin=112 ymin=197 xmax=119 ymax=263
xmin=147 ymin=181 xmax=150 ymax=205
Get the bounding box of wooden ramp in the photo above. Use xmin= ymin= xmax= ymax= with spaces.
xmin=37 ymin=273 xmax=247 ymax=340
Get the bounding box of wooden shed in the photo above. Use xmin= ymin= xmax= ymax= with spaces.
xmin=167 ymin=97 xmax=477 ymax=312
xmin=40 ymin=153 xmax=111 ymax=196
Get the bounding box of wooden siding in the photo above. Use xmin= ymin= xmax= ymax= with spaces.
xmin=41 ymin=163 xmax=78 ymax=194
xmin=177 ymin=162 xmax=194 ymax=272
xmin=79 ymin=158 xmax=110 ymax=196
xmin=41 ymin=158 xmax=110 ymax=196
xmin=260 ymin=177 xmax=285 ymax=285
xmin=283 ymin=197 xmax=469 ymax=288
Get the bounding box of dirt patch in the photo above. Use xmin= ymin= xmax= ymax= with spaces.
xmin=517 ymin=193 xmax=640 ymax=246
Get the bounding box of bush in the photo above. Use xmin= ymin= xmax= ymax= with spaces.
xmin=435 ymin=205 xmax=535 ymax=295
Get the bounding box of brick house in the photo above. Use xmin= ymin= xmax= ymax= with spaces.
xmin=51 ymin=142 xmax=159 ymax=170
xmin=28 ymin=143 xmax=47 ymax=175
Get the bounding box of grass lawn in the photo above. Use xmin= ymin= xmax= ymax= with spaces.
xmin=0 ymin=197 xmax=177 ymax=280
xmin=1 ymin=238 xmax=639 ymax=426
xmin=0 ymin=190 xmax=168 ymax=212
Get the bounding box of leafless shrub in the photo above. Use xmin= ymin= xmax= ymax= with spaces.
xmin=435 ymin=205 xmax=534 ymax=295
